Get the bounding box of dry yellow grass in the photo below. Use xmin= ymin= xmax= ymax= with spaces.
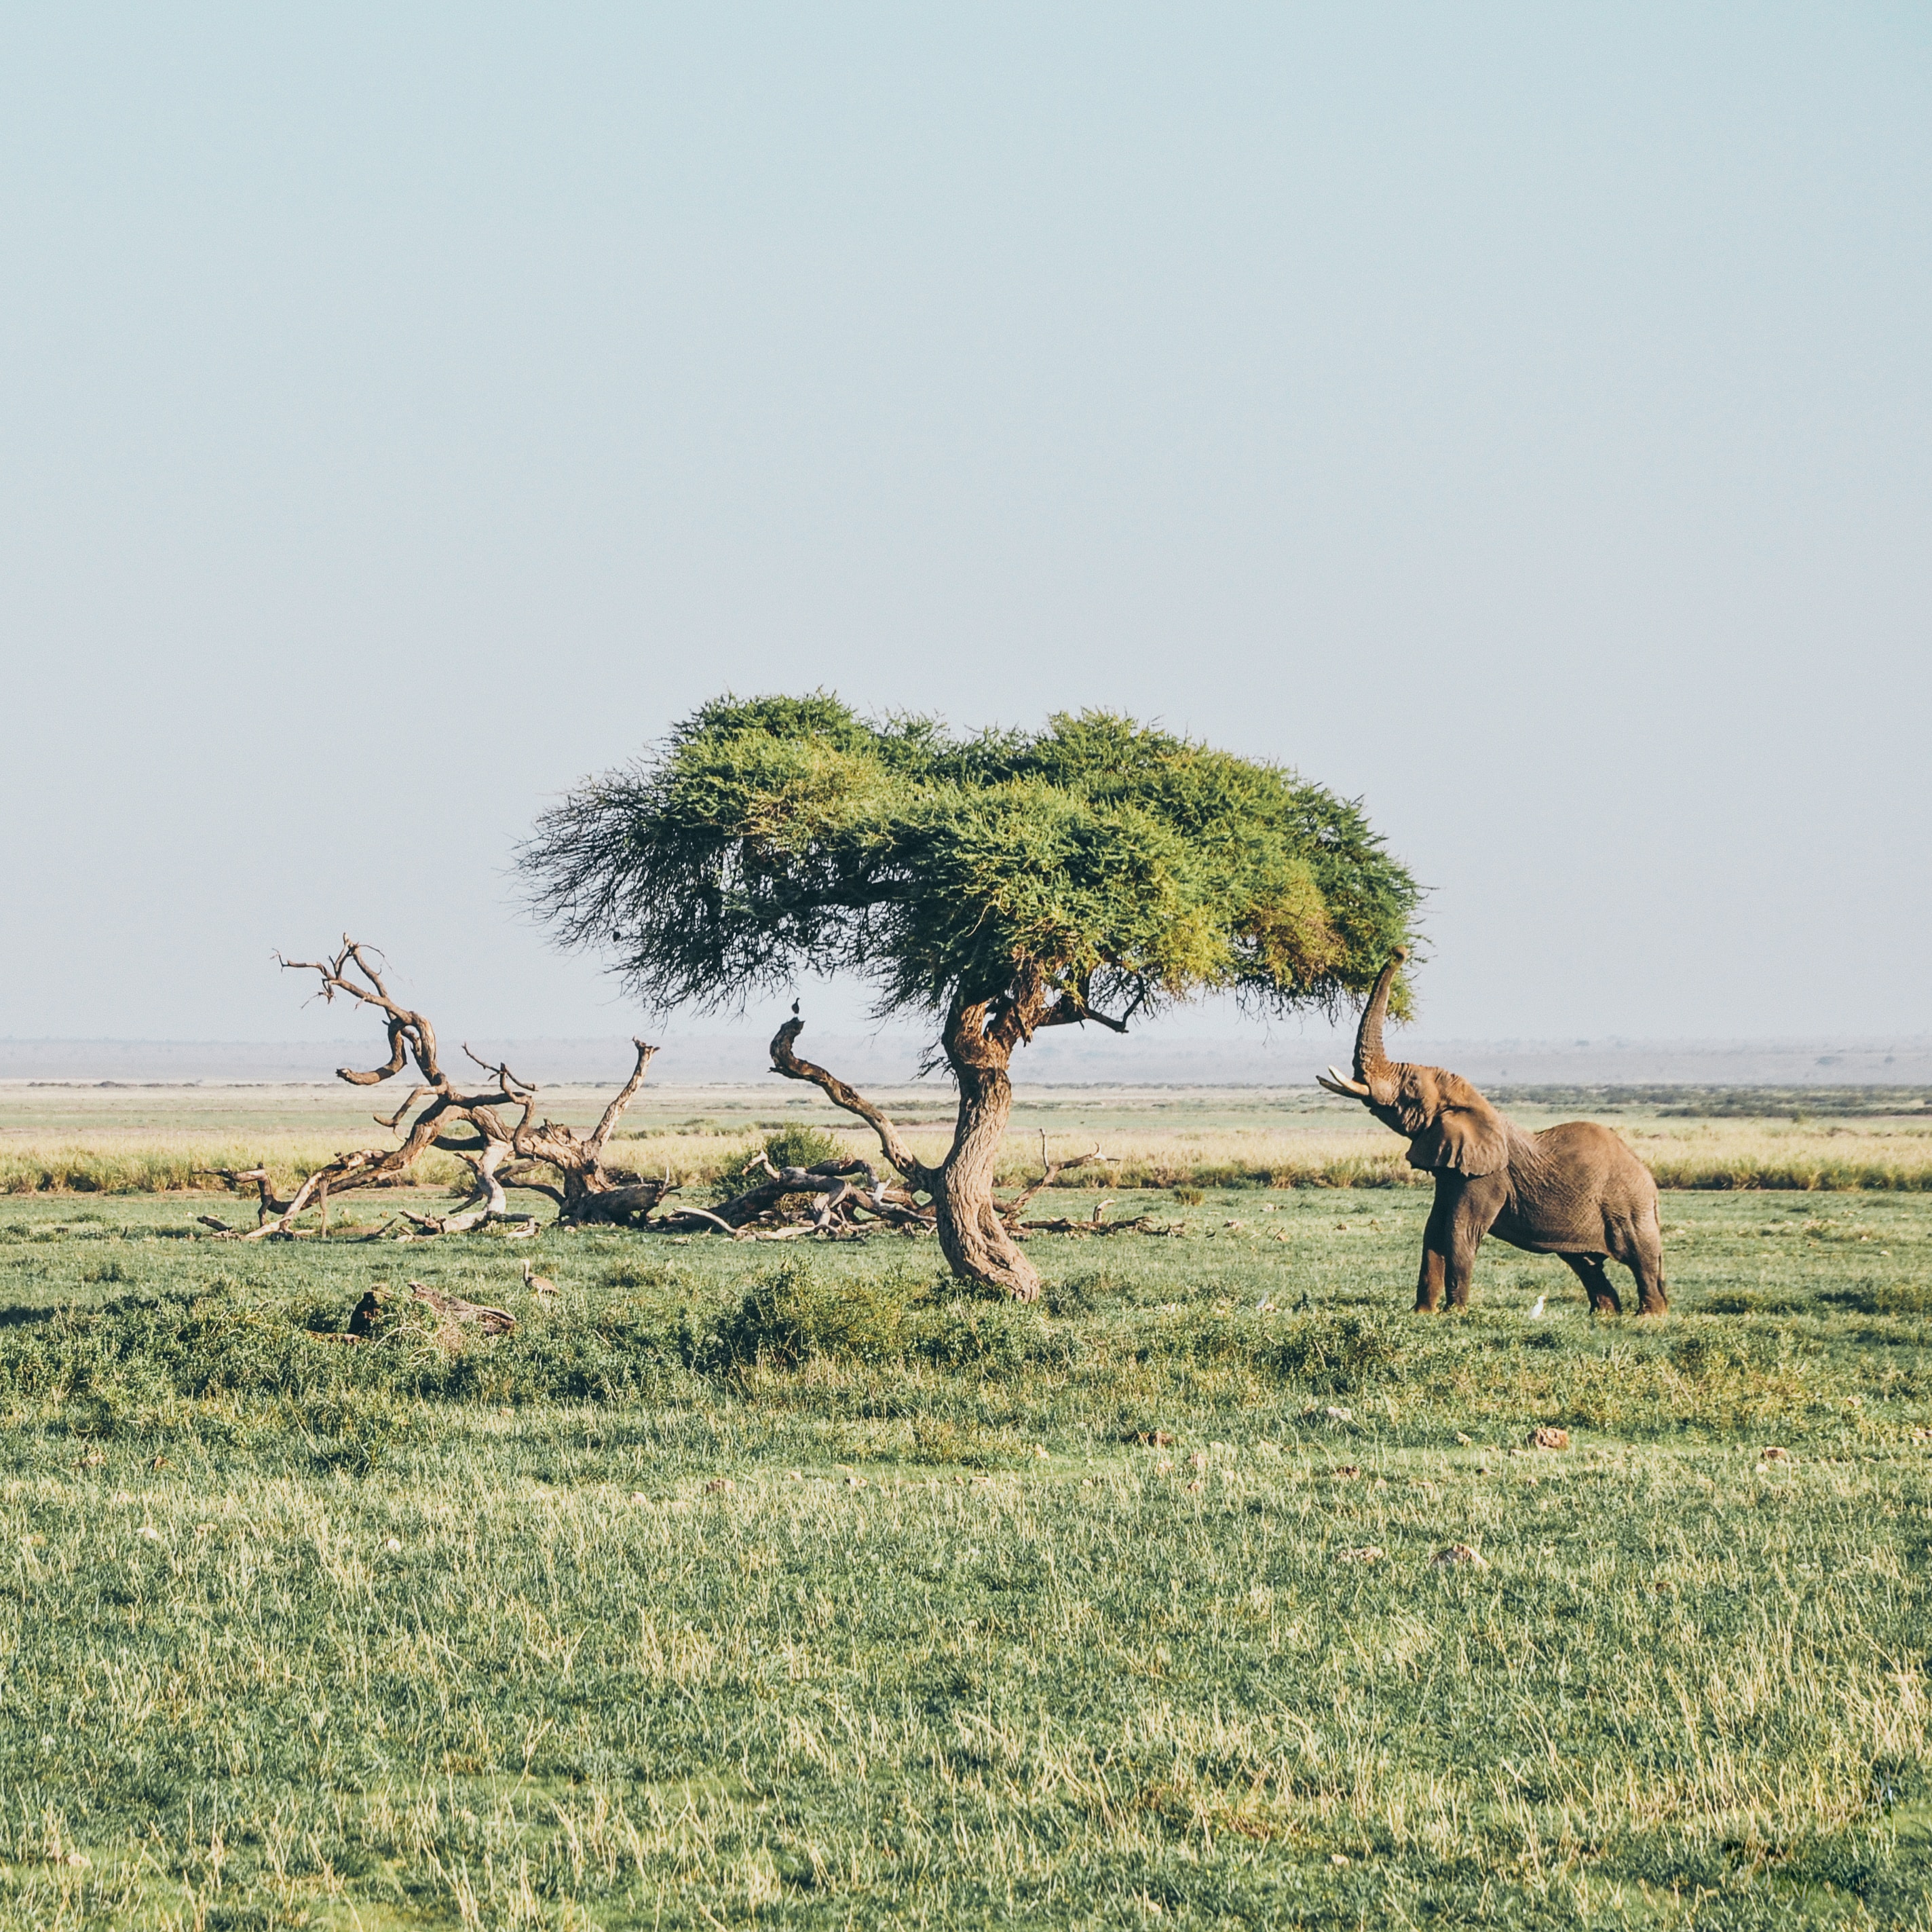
xmin=6 ymin=1107 xmax=1932 ymax=1197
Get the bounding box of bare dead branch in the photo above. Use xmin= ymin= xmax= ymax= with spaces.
xmin=999 ymin=1133 xmax=1118 ymax=1224
xmin=586 ymin=1040 xmax=658 ymax=1155
xmin=242 ymin=941 xmax=668 ymax=1236
xmin=375 ymin=1086 xmax=434 ymax=1131
xmin=292 ymin=940 xmax=446 ymax=1085
xmin=195 ymin=1167 xmax=296 ymax=1224
xmin=660 ymin=1205 xmax=743 ymax=1237
xmin=768 ymin=1015 xmax=932 ymax=1187
xmin=1017 ymin=1206 xmax=1177 ymax=1237
xmin=336 ymin=1019 xmax=411 ymax=1086
xmin=462 ymin=1042 xmax=539 ymax=1097
xmin=500 ymin=1167 xmax=569 ymax=1209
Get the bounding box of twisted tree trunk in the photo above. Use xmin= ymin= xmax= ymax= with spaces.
xmin=933 ymin=1001 xmax=1040 ymax=1300
xmin=767 ymin=966 xmax=1130 ymax=1300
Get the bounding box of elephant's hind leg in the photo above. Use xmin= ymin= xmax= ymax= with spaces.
xmin=1601 ymin=1206 xmax=1668 ymax=1315
xmin=1560 ymin=1251 xmax=1623 ymax=1315
xmin=1623 ymin=1217 xmax=1668 ymax=1317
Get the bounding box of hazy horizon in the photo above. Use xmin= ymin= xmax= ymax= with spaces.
xmin=7 ymin=1022 xmax=1932 ymax=1099
xmin=4 ymin=6 xmax=1927 ymax=1046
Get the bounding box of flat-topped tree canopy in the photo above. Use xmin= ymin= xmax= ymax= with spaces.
xmin=520 ymin=695 xmax=1421 ymax=1298
xmin=522 ymin=694 xmax=1419 ymax=1023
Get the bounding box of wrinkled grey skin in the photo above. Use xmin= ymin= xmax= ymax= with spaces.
xmin=1317 ymin=952 xmax=1667 ymax=1315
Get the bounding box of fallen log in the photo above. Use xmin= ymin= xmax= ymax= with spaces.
xmin=1017 ymin=1199 xmax=1178 ymax=1237
xmin=346 ymin=1281 xmax=518 ymax=1342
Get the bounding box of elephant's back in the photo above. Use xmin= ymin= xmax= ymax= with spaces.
xmin=1531 ymin=1120 xmax=1658 ymax=1209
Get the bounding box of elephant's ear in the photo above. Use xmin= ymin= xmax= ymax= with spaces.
xmin=1406 ymin=1103 xmax=1509 ymax=1177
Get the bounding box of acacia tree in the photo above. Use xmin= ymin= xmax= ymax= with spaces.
xmin=519 ymin=697 xmax=1420 ymax=1298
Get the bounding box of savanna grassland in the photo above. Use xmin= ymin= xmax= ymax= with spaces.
xmin=10 ymin=1081 xmax=1932 ymax=1198
xmin=2 ymin=1088 xmax=1931 ymax=1928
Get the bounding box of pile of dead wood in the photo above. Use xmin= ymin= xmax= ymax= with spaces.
xmin=649 ymin=1133 xmax=1175 ymax=1243
xmin=197 ymin=939 xmax=1178 ymax=1247
xmin=300 ymin=1281 xmax=519 ymax=1352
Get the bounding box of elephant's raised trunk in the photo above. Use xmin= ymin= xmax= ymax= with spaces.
xmin=1353 ymin=949 xmax=1405 ymax=1087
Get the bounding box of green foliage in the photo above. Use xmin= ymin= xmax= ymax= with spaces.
xmin=701 ymin=1260 xmax=1064 ymax=1380
xmin=1827 ymin=1282 xmax=1932 ymax=1316
xmin=913 ymin=1297 xmax=1038 ymax=1376
xmin=701 ymin=1259 xmax=917 ymax=1370
xmin=0 ymin=1287 xmax=693 ymax=1412
xmin=759 ymin=1122 xmax=844 ymax=1172
xmin=520 ymin=694 xmax=1420 ymax=1025
xmin=706 ymin=1124 xmax=848 ymax=1207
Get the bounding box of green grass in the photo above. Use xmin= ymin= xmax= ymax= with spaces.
xmin=1 ymin=1193 xmax=1931 ymax=1927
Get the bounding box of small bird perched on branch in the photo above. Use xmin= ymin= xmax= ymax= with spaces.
xmin=522 ymin=1259 xmax=558 ymax=1301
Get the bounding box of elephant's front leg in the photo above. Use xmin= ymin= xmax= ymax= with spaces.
xmin=1443 ymin=1220 xmax=1487 ymax=1307
xmin=1415 ymin=1176 xmax=1497 ymax=1312
xmin=1414 ymin=1184 xmax=1467 ymax=1311
xmin=1414 ymin=1243 xmax=1448 ymax=1312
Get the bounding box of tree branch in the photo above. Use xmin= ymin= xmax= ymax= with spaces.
xmin=1038 ymin=992 xmax=1131 ymax=1034
xmin=375 ymin=1085 xmax=436 ymax=1131
xmin=586 ymin=1039 xmax=658 ymax=1155
xmin=769 ymin=1016 xmax=932 ymax=1188
xmin=277 ymin=939 xmax=445 ymax=1086
xmin=462 ymin=1042 xmax=538 ymax=1097
xmin=662 ymin=1205 xmax=744 ymax=1237
xmin=998 ymin=1133 xmax=1118 ymax=1224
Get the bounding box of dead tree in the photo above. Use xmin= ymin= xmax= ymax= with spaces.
xmin=998 ymin=1133 xmax=1117 ymax=1227
xmin=194 ymin=1168 xmax=295 ymax=1226
xmin=657 ymin=1148 xmax=936 ymax=1240
xmin=220 ymin=939 xmax=667 ymax=1238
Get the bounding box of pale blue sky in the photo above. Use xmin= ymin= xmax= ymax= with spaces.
xmin=2 ymin=5 xmax=1927 ymax=1054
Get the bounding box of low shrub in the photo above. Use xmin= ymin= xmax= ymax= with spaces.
xmin=0 ymin=1288 xmax=691 ymax=1415
xmin=1155 ymin=1309 xmax=1408 ymax=1393
xmin=1823 ymin=1283 xmax=1932 ymax=1317
xmin=913 ymin=1300 xmax=1034 ymax=1377
xmin=760 ymin=1123 xmax=846 ymax=1173
xmin=700 ymin=1259 xmax=915 ymax=1371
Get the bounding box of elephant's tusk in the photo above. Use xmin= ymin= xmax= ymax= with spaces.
xmin=1319 ymin=1065 xmax=1370 ymax=1099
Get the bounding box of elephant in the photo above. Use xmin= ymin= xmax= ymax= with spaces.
xmin=1316 ymin=951 xmax=1667 ymax=1316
